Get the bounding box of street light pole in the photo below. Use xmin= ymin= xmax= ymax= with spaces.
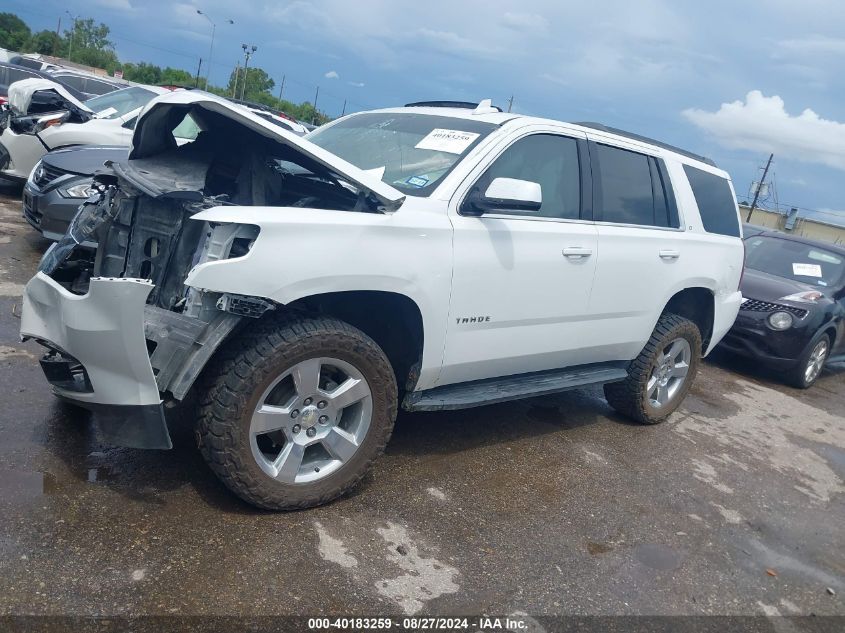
xmin=240 ymin=44 xmax=257 ymax=100
xmin=197 ymin=10 xmax=233 ymax=90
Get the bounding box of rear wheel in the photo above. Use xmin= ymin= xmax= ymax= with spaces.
xmin=604 ymin=313 xmax=702 ymax=424
xmin=786 ymin=334 xmax=830 ymax=389
xmin=196 ymin=315 xmax=397 ymax=510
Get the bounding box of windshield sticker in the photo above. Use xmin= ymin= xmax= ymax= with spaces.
xmin=96 ymin=107 xmax=118 ymax=118
xmin=415 ymin=129 xmax=480 ymax=155
xmin=792 ymin=263 xmax=823 ymax=277
xmin=405 ymin=175 xmax=430 ymax=188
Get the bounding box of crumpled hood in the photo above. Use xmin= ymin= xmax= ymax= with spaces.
xmin=8 ymin=78 xmax=92 ymax=117
xmin=129 ymin=90 xmax=406 ymax=212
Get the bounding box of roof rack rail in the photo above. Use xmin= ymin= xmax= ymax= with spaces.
xmin=404 ymin=100 xmax=503 ymax=112
xmin=575 ymin=122 xmax=715 ymax=166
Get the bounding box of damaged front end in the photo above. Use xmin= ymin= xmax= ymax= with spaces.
xmin=23 ymin=178 xmax=258 ymax=449
xmin=1 ymin=77 xmax=93 ymax=135
xmin=20 ymin=90 xmax=404 ymax=449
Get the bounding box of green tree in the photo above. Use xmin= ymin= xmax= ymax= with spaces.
xmin=226 ymin=66 xmax=275 ymax=100
xmin=121 ymin=62 xmax=163 ymax=85
xmin=28 ymin=30 xmax=62 ymax=55
xmin=64 ymin=18 xmax=112 ymax=52
xmin=0 ymin=12 xmax=31 ymax=50
xmin=63 ymin=17 xmax=119 ymax=70
xmin=161 ymin=67 xmax=195 ymax=86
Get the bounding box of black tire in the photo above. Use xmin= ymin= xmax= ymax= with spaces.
xmin=785 ymin=333 xmax=830 ymax=389
xmin=196 ymin=314 xmax=398 ymax=510
xmin=603 ymin=313 xmax=702 ymax=424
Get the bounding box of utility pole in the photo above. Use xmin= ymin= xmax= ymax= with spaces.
xmin=54 ymin=17 xmax=62 ymax=55
xmin=65 ymin=11 xmax=78 ymax=62
xmin=194 ymin=58 xmax=203 ymax=87
xmin=746 ymin=153 xmax=774 ymax=223
xmin=312 ymin=86 xmax=320 ymax=124
xmin=239 ymin=44 xmax=257 ymax=100
xmin=278 ymin=75 xmax=285 ymax=101
xmin=231 ymin=61 xmax=240 ymax=97
xmin=507 ymin=95 xmax=514 ymax=113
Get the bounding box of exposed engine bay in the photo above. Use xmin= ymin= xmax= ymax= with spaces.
xmin=35 ymin=99 xmax=389 ymax=402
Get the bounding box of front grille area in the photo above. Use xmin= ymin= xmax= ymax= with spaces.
xmin=33 ymin=163 xmax=67 ymax=188
xmin=22 ymin=191 xmax=41 ymax=226
xmin=741 ymin=298 xmax=808 ymax=319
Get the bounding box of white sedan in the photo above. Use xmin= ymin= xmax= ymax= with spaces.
xmin=0 ymin=80 xmax=169 ymax=183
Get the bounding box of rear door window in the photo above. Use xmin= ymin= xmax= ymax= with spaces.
xmin=54 ymin=74 xmax=85 ymax=91
xmin=593 ymin=143 xmax=677 ymax=227
xmin=84 ymin=78 xmax=119 ymax=95
xmin=683 ymin=165 xmax=740 ymax=237
xmin=7 ymin=67 xmax=39 ymax=84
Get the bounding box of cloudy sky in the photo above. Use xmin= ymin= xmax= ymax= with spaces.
xmin=8 ymin=0 xmax=845 ymax=223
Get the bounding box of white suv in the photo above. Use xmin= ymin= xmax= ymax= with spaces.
xmin=21 ymin=92 xmax=744 ymax=510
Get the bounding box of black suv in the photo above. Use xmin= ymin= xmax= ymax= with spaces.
xmin=720 ymin=229 xmax=845 ymax=387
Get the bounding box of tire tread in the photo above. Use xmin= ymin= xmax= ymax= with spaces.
xmin=603 ymin=313 xmax=701 ymax=425
xmin=195 ymin=313 xmax=397 ymax=510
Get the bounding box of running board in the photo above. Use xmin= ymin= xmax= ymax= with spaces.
xmin=402 ymin=364 xmax=629 ymax=412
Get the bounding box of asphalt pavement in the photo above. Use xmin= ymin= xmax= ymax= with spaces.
xmin=0 ymin=189 xmax=842 ymax=625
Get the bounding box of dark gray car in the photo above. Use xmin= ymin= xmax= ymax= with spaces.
xmin=23 ymin=145 xmax=125 ymax=240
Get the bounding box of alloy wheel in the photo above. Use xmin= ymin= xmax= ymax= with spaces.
xmin=249 ymin=357 xmax=373 ymax=484
xmin=647 ymin=337 xmax=691 ymax=408
xmin=804 ymin=339 xmax=829 ymax=385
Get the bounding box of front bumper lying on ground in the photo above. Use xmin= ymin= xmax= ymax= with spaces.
xmin=20 ymin=272 xmax=172 ymax=449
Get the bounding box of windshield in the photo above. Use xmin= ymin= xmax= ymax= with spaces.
xmin=86 ymin=87 xmax=157 ymax=120
xmin=745 ymin=235 xmax=845 ymax=288
xmin=306 ymin=112 xmax=496 ymax=195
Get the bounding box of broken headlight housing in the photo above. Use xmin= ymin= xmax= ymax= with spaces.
xmin=58 ymin=179 xmax=96 ymax=199
xmin=38 ymin=184 xmax=117 ymax=275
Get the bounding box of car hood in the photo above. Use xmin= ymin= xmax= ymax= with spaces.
xmin=8 ymin=78 xmax=92 ymax=116
xmin=741 ymin=267 xmax=831 ymax=302
xmin=128 ymin=90 xmax=406 ymax=212
xmin=42 ymin=145 xmax=127 ymax=176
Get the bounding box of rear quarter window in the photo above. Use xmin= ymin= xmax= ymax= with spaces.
xmin=683 ymin=165 xmax=740 ymax=237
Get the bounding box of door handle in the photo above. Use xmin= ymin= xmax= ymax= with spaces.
xmin=659 ymin=250 xmax=680 ymax=260
xmin=562 ymin=247 xmax=593 ymax=259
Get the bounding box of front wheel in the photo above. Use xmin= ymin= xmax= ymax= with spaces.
xmin=786 ymin=333 xmax=830 ymax=389
xmin=604 ymin=313 xmax=702 ymax=424
xmin=196 ymin=315 xmax=398 ymax=510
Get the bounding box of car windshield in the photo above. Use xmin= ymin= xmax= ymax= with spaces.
xmin=85 ymin=87 xmax=157 ymax=120
xmin=306 ymin=112 xmax=496 ymax=196
xmin=745 ymin=235 xmax=845 ymax=288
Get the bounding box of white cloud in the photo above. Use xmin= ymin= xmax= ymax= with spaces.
xmin=348 ymin=81 xmax=365 ymax=88
xmin=779 ymin=35 xmax=845 ymax=56
xmin=415 ymin=29 xmax=495 ymax=59
xmin=501 ymin=12 xmax=549 ymax=33
xmin=94 ymin=0 xmax=135 ymax=10
xmin=324 ymin=70 xmax=340 ymax=79
xmin=683 ymin=91 xmax=845 ymax=172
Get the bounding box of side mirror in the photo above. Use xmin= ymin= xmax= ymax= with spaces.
xmin=464 ymin=177 xmax=542 ymax=216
